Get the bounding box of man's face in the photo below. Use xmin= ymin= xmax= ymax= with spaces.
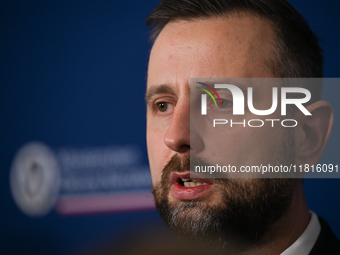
xmin=146 ymin=14 xmax=296 ymax=246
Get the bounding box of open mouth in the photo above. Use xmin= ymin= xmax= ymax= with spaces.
xmin=178 ymin=178 xmax=209 ymax=187
xmin=171 ymin=172 xmax=214 ymax=200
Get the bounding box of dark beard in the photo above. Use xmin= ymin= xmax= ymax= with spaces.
xmin=152 ymin=154 xmax=295 ymax=253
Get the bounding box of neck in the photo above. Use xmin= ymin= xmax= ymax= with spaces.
xmin=249 ymin=180 xmax=310 ymax=255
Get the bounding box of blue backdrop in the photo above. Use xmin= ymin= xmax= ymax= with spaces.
xmin=1 ymin=0 xmax=339 ymax=254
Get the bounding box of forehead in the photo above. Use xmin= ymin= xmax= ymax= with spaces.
xmin=147 ymin=14 xmax=276 ymax=90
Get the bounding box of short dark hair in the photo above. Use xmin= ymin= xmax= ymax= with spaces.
xmin=146 ymin=0 xmax=324 ymax=82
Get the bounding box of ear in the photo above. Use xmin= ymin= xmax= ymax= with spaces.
xmin=294 ymin=101 xmax=333 ymax=166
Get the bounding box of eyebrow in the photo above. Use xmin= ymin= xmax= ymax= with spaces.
xmin=145 ymin=84 xmax=177 ymax=104
xmin=201 ymin=80 xmax=247 ymax=93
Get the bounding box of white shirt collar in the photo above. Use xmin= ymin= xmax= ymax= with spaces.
xmin=281 ymin=211 xmax=321 ymax=255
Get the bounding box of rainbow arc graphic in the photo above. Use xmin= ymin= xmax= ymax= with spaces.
xmin=196 ymin=82 xmax=222 ymax=106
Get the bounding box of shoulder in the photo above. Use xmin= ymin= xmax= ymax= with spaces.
xmin=309 ymin=217 xmax=340 ymax=255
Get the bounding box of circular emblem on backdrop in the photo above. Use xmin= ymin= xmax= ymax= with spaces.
xmin=10 ymin=142 xmax=61 ymax=217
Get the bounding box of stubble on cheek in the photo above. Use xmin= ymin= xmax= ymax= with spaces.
xmin=152 ymin=154 xmax=182 ymax=206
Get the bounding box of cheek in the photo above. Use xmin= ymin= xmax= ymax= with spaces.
xmin=204 ymin=128 xmax=248 ymax=165
xmin=202 ymin=124 xmax=285 ymax=167
xmin=147 ymin=124 xmax=172 ymax=185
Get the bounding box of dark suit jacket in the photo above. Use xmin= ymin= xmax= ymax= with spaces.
xmin=309 ymin=217 xmax=340 ymax=255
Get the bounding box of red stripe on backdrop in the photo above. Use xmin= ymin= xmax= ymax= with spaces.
xmin=56 ymin=193 xmax=156 ymax=216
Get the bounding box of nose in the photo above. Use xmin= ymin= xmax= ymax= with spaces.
xmin=164 ymin=100 xmax=190 ymax=154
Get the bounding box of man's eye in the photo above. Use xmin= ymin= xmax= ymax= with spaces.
xmin=157 ymin=102 xmax=168 ymax=112
xmin=217 ymin=99 xmax=233 ymax=109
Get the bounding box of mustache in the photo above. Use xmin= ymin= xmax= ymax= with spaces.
xmin=162 ymin=154 xmax=189 ymax=175
xmin=161 ymin=154 xmax=218 ymax=180
xmin=162 ymin=154 xmax=212 ymax=173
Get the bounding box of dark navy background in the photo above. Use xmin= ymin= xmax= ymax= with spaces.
xmin=1 ymin=0 xmax=339 ymax=254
